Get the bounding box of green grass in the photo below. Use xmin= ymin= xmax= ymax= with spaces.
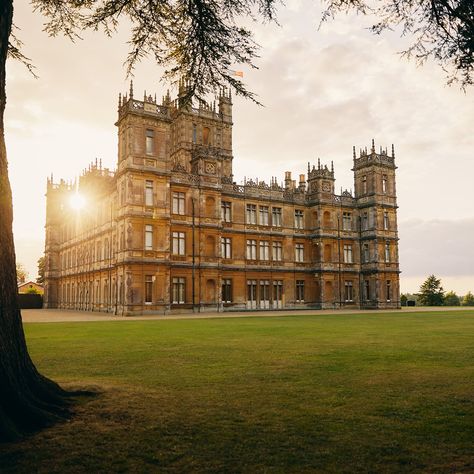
xmin=1 ymin=311 xmax=474 ymax=473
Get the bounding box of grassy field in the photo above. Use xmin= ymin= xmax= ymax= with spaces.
xmin=1 ymin=311 xmax=473 ymax=473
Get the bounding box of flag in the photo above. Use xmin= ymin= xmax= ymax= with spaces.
xmin=229 ymin=70 xmax=244 ymax=78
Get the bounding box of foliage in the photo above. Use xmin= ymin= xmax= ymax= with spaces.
xmin=322 ymin=0 xmax=474 ymax=88
xmin=444 ymin=291 xmax=460 ymax=306
xmin=36 ymin=255 xmax=45 ymax=284
xmin=30 ymin=0 xmax=280 ymax=103
xmin=25 ymin=287 xmax=39 ymax=294
xmin=16 ymin=262 xmax=28 ymax=284
xmin=418 ymin=274 xmax=445 ymax=306
xmin=400 ymin=293 xmax=408 ymax=306
xmin=461 ymin=291 xmax=474 ymax=306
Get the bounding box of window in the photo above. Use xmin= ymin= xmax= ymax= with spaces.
xmin=145 ymin=225 xmax=153 ymax=250
xmin=146 ymin=129 xmax=154 ymax=155
xmin=259 ymin=206 xmax=269 ymax=226
xmin=383 ymin=212 xmax=389 ymax=230
xmin=145 ymin=180 xmax=153 ymax=206
xmin=246 ymin=204 xmax=257 ymax=224
xmin=386 ymin=280 xmax=392 ymax=301
xmin=172 ymin=231 xmax=185 ymax=255
xmin=362 ymin=212 xmax=368 ymax=230
xmin=203 ymin=127 xmax=210 ymax=145
xmin=247 ymin=280 xmax=257 ymax=308
xmin=294 ymin=209 xmax=304 ymax=229
xmin=145 ymin=275 xmax=153 ymax=303
xmin=342 ymin=212 xmax=352 ymax=231
xmin=362 ymin=175 xmax=367 ymax=194
xmin=221 ymin=237 xmax=232 ymax=259
xmin=192 ymin=124 xmax=197 ymax=143
xmin=246 ymin=239 xmax=257 ymax=260
xmin=222 ymin=279 xmax=232 ymax=303
xmin=172 ymin=277 xmax=185 ymax=304
xmin=273 ymin=281 xmax=283 ymax=308
xmin=272 ymin=207 xmax=282 ymax=227
xmin=296 ymin=280 xmax=305 ymax=302
xmin=172 ymin=192 xmax=185 ymax=215
xmin=295 ymin=243 xmax=304 ymax=262
xmin=344 ymin=281 xmax=353 ymax=302
xmin=272 ymin=241 xmax=282 ymax=261
xmin=259 ymin=280 xmax=270 ymax=308
xmin=382 ymin=175 xmax=388 ymax=193
xmin=385 ymin=241 xmax=390 ymax=262
xmin=365 ymin=280 xmax=370 ymax=300
xmin=343 ymin=244 xmax=353 ymax=263
xmin=259 ymin=241 xmax=270 ymax=261
xmin=221 ymin=201 xmax=232 ymax=222
xmin=362 ymin=243 xmax=370 ymax=263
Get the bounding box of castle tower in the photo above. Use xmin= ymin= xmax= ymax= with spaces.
xmin=353 ymin=140 xmax=400 ymax=308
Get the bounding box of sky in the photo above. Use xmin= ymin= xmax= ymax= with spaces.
xmin=6 ymin=0 xmax=474 ymax=294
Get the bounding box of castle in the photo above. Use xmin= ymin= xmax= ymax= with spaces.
xmin=43 ymin=81 xmax=400 ymax=315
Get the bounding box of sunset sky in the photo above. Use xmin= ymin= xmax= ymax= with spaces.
xmin=6 ymin=0 xmax=474 ymax=294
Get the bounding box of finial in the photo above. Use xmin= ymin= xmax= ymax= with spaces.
xmin=144 ymin=90 xmax=147 ymax=101
xmin=392 ymin=143 xmax=395 ymax=158
xmin=154 ymin=93 xmax=157 ymax=103
xmin=307 ymin=162 xmax=310 ymax=175
xmin=331 ymin=161 xmax=334 ymax=173
xmin=318 ymin=158 xmax=321 ymax=170
xmin=129 ymin=80 xmax=134 ymax=99
xmin=99 ymin=158 xmax=102 ymax=170
xmin=118 ymin=93 xmax=122 ymax=108
xmin=353 ymin=146 xmax=356 ymax=160
xmin=371 ymin=138 xmax=375 ymax=153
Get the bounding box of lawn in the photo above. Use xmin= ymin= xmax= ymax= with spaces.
xmin=1 ymin=311 xmax=473 ymax=473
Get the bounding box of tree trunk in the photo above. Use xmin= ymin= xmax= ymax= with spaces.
xmin=0 ymin=1 xmax=71 ymax=442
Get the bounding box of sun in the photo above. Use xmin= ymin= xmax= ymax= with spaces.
xmin=69 ymin=193 xmax=86 ymax=210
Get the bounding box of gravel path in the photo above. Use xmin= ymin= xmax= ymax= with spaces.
xmin=20 ymin=306 xmax=466 ymax=323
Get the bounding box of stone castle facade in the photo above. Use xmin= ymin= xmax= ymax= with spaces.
xmin=43 ymin=82 xmax=400 ymax=315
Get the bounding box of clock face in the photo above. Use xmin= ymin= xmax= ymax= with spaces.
xmin=322 ymin=182 xmax=330 ymax=192
xmin=205 ymin=161 xmax=216 ymax=175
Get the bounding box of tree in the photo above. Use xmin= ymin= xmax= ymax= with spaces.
xmin=461 ymin=291 xmax=474 ymax=306
xmin=400 ymin=294 xmax=408 ymax=306
xmin=444 ymin=291 xmax=460 ymax=306
xmin=15 ymin=263 xmax=28 ymax=284
xmin=36 ymin=256 xmax=45 ymax=285
xmin=1 ymin=0 xmax=274 ymax=443
xmin=417 ymin=275 xmax=445 ymax=306
xmin=323 ymin=0 xmax=474 ymax=87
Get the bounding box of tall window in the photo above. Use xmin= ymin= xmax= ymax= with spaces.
xmin=386 ymin=280 xmax=392 ymax=301
xmin=272 ymin=207 xmax=282 ymax=227
xmin=362 ymin=212 xmax=368 ymax=230
xmin=272 ymin=241 xmax=282 ymax=261
xmin=343 ymin=244 xmax=353 ymax=263
xmin=221 ymin=237 xmax=232 ymax=259
xmin=246 ymin=239 xmax=257 ymax=260
xmin=222 ymin=279 xmax=232 ymax=303
xmin=172 ymin=231 xmax=185 ymax=255
xmin=344 ymin=281 xmax=354 ymax=302
xmin=145 ymin=225 xmax=153 ymax=250
xmin=259 ymin=206 xmax=269 ymax=226
xmin=294 ymin=209 xmax=304 ymax=229
xmin=362 ymin=243 xmax=370 ymax=263
xmin=145 ymin=275 xmax=153 ymax=303
xmin=146 ymin=129 xmax=154 ymax=155
xmin=296 ymin=280 xmax=305 ymax=302
xmin=383 ymin=212 xmax=389 ymax=230
xmin=385 ymin=241 xmax=390 ymax=262
xmin=362 ymin=175 xmax=367 ymax=194
xmin=247 ymin=280 xmax=257 ymax=307
xmin=246 ymin=204 xmax=257 ymax=224
xmin=192 ymin=124 xmax=197 ymax=143
xmin=295 ymin=243 xmax=304 ymax=262
xmin=203 ymin=127 xmax=210 ymax=145
xmin=145 ymin=180 xmax=153 ymax=206
xmin=382 ymin=175 xmax=388 ymax=193
xmin=172 ymin=192 xmax=185 ymax=215
xmin=221 ymin=201 xmax=232 ymax=222
xmin=172 ymin=277 xmax=185 ymax=304
xmin=365 ymin=280 xmax=370 ymax=300
xmin=259 ymin=241 xmax=270 ymax=261
xmin=342 ymin=212 xmax=352 ymax=231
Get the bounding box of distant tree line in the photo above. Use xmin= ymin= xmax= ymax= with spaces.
xmin=401 ymin=275 xmax=474 ymax=307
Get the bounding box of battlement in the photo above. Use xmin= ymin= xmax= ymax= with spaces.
xmin=353 ymin=139 xmax=396 ymax=170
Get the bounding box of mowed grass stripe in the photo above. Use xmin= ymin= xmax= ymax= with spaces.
xmin=1 ymin=311 xmax=473 ymax=473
